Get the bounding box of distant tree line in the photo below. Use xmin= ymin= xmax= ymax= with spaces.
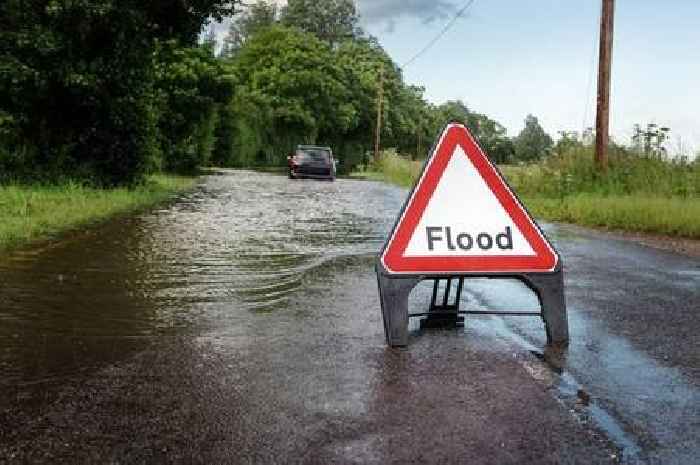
xmin=0 ymin=0 xmax=570 ymax=186
xmin=211 ymin=0 xmax=562 ymax=172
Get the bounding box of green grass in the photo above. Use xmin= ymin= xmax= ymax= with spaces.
xmin=0 ymin=174 xmax=196 ymax=251
xmin=360 ymin=148 xmax=700 ymax=239
xmin=351 ymin=149 xmax=423 ymax=188
xmin=521 ymin=194 xmax=700 ymax=238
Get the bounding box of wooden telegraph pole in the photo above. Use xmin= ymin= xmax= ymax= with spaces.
xmin=595 ymin=0 xmax=615 ymax=172
xmin=374 ymin=65 xmax=384 ymax=162
xmin=416 ymin=130 xmax=422 ymax=160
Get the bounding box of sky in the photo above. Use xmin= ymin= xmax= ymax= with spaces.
xmin=213 ymin=0 xmax=700 ymax=153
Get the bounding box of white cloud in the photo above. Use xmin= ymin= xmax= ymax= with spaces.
xmin=357 ymin=0 xmax=458 ymax=25
xmin=216 ymin=1 xmax=460 ymax=27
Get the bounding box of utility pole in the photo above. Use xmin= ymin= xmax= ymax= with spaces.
xmin=595 ymin=0 xmax=615 ymax=172
xmin=374 ymin=64 xmax=384 ymax=162
xmin=416 ymin=130 xmax=422 ymax=160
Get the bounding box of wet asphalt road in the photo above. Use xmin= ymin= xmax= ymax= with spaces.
xmin=1 ymin=170 xmax=699 ymax=464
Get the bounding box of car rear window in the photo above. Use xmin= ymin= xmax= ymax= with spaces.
xmin=299 ymin=149 xmax=330 ymax=163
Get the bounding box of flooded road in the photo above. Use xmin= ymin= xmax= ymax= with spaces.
xmin=1 ymin=170 xmax=699 ymax=464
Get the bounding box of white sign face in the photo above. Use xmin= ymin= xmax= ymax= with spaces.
xmin=404 ymin=145 xmax=536 ymax=257
xmin=380 ymin=123 xmax=558 ymax=274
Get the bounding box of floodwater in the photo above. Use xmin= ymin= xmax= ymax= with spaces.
xmin=1 ymin=172 xmax=400 ymax=383
xmin=1 ymin=170 xmax=699 ymax=464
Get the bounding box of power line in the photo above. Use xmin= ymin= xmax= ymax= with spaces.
xmin=401 ymin=0 xmax=476 ymax=69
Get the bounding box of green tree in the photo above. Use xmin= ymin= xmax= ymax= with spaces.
xmin=386 ymin=84 xmax=435 ymax=159
xmin=333 ymin=37 xmax=401 ymax=167
xmin=155 ymin=42 xmax=234 ymax=173
xmin=514 ymin=114 xmax=553 ymax=162
xmin=281 ymin=0 xmax=360 ymax=46
xmin=221 ymin=0 xmax=279 ymax=57
xmin=434 ymin=100 xmax=470 ymax=125
xmin=0 ymin=0 xmax=240 ymax=185
xmin=229 ymin=26 xmax=357 ymax=166
xmin=209 ymin=8 xmax=513 ymax=172
xmin=212 ymin=99 xmax=238 ymax=166
xmin=332 ymin=36 xmax=433 ymax=168
xmin=466 ymin=112 xmax=513 ymax=163
xmin=430 ymin=101 xmax=513 ymax=163
xmin=488 ymin=137 xmax=516 ymax=165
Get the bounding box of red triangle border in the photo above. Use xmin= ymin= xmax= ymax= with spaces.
xmin=380 ymin=124 xmax=558 ymax=274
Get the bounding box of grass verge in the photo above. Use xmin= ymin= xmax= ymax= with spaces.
xmin=358 ymin=149 xmax=700 ymax=239
xmin=0 ymin=174 xmax=196 ymax=251
xmin=350 ymin=149 xmax=423 ymax=188
xmin=521 ymin=194 xmax=700 ymax=238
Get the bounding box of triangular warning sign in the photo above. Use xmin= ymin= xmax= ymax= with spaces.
xmin=381 ymin=123 xmax=558 ymax=275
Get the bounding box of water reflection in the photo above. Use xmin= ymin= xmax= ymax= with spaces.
xmin=461 ymin=274 xmax=700 ymax=464
xmin=132 ymin=172 xmax=394 ymax=314
xmin=0 ymin=171 xmax=404 ymax=391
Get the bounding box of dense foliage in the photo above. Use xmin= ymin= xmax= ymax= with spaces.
xmin=155 ymin=42 xmax=234 ymax=173
xmin=514 ymin=114 xmax=553 ymax=162
xmin=281 ymin=0 xmax=360 ymax=46
xmin=212 ymin=0 xmax=519 ymax=172
xmin=0 ymin=0 xmax=240 ymax=185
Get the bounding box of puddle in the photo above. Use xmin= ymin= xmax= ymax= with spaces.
xmin=458 ymin=276 xmax=700 ymax=464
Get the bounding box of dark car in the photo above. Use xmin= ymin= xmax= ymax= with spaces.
xmin=288 ymin=145 xmax=336 ymax=181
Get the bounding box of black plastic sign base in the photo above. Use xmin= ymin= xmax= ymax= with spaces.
xmin=376 ymin=261 xmax=569 ymax=347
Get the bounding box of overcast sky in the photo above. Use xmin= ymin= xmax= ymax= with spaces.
xmin=214 ymin=0 xmax=700 ymax=153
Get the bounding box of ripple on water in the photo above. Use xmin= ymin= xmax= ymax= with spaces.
xmin=0 ymin=171 xmax=405 ymax=340
xmin=0 ymin=172 xmax=406 ymax=386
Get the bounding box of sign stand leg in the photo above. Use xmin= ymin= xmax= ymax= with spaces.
xmin=422 ymin=278 xmax=465 ymax=328
xmin=376 ymin=270 xmax=420 ymax=347
xmin=376 ymin=265 xmax=569 ymax=348
xmin=520 ymin=271 xmax=569 ymax=345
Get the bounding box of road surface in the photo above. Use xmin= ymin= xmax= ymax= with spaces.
xmin=1 ymin=170 xmax=698 ymax=464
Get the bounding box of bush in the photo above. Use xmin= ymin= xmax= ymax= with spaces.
xmin=0 ymin=1 xmax=239 ymax=185
xmin=503 ymin=146 xmax=700 ymax=199
xmin=371 ymin=149 xmax=423 ymax=188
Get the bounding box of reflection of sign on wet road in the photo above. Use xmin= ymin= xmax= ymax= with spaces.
xmin=377 ymin=123 xmax=568 ymax=347
xmin=381 ymin=123 xmax=557 ymax=274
